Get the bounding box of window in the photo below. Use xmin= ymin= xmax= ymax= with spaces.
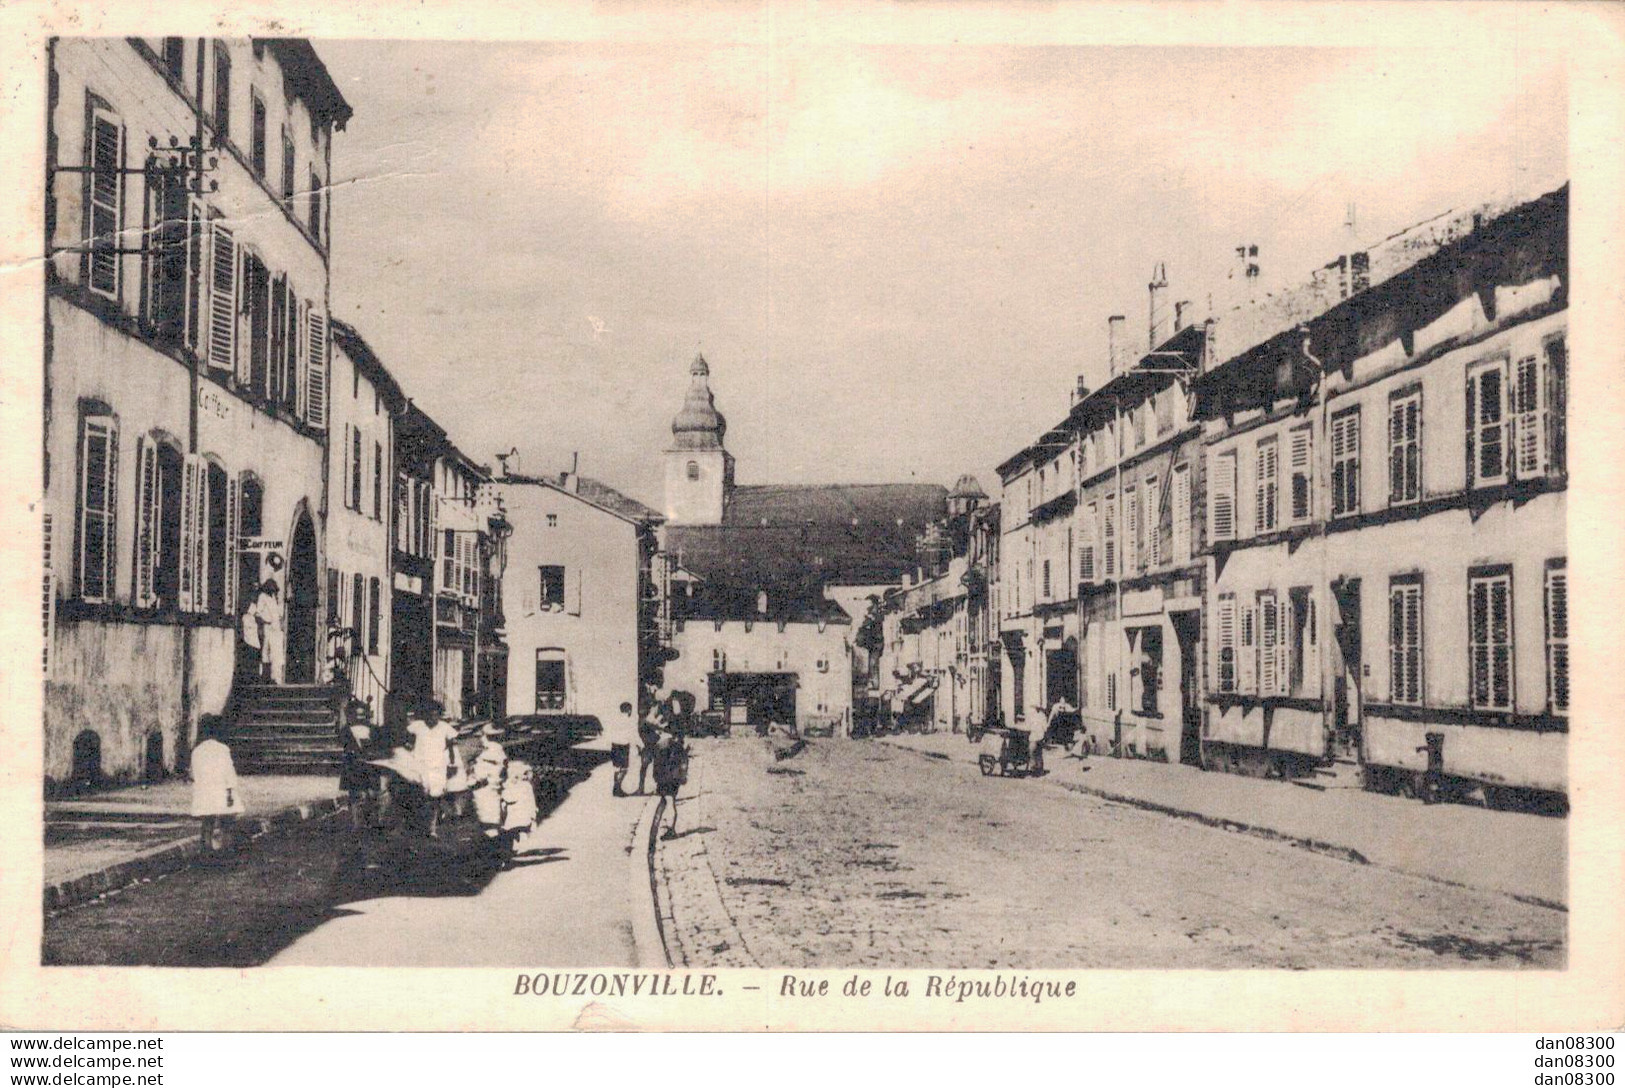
xmin=1389 ymin=577 xmax=1423 ymax=705
xmin=1288 ymin=586 xmax=1315 ymax=696
xmin=1156 ymin=389 xmax=1174 ymax=435
xmin=1079 ymin=502 xmax=1097 ymax=582
xmin=1210 ymin=450 xmax=1237 ymax=542
xmin=1466 ymin=359 xmax=1509 ymax=488
xmin=308 ymin=167 xmax=323 ymax=244
xmin=686 ymin=460 xmax=699 ymax=481
xmin=212 ymin=43 xmax=231 ymax=141
xmin=711 ymin=648 xmax=727 ymax=672
xmin=1240 ymin=603 xmax=1257 ymax=693
xmin=1216 ymin=593 xmax=1237 ymax=693
xmin=161 ymin=38 xmax=185 ymax=82
xmin=1468 ymin=568 xmax=1513 ymax=711
xmin=1171 ymin=463 xmax=1191 ymax=563
xmin=538 ymin=565 xmax=565 ymax=609
xmin=145 ymin=169 xmax=201 ymax=348
xmin=1041 ymin=559 xmax=1051 ymax=600
xmin=546 ymin=513 xmax=558 ymax=528
xmin=373 ymin=441 xmax=384 ymax=520
xmin=1124 ymin=485 xmax=1138 ymax=574
xmin=1012 ymin=651 xmax=1026 ymax=720
xmin=1254 ymin=437 xmax=1279 ymax=534
xmin=1133 ymin=405 xmax=1147 ymax=449
xmin=205 ymin=462 xmax=229 ymax=614
xmin=442 ymin=529 xmax=456 ymax=593
xmin=349 ymin=426 xmax=363 ymax=510
xmin=207 ymin=214 xmax=237 ymax=372
xmin=243 ymin=252 xmax=270 ymax=397
xmin=1512 ymin=353 xmax=1543 ymax=479
xmin=1331 ymin=407 xmax=1360 ymax=517
xmin=536 ymin=652 xmax=567 ymax=711
xmin=1137 ymin=626 xmax=1162 ymax=715
xmin=368 ymin=577 xmax=381 ymax=655
xmin=76 ymin=415 xmax=118 ymax=602
xmin=1388 ymin=387 xmax=1422 ymax=505
xmin=250 ymin=92 xmax=267 ymax=177
xmin=350 ymin=572 xmax=364 ymax=644
xmin=1287 ymin=424 xmax=1312 ymax=524
xmin=326 ymin=568 xmax=340 ymax=626
xmin=1545 ymin=561 xmax=1568 ymax=715
xmin=280 ymin=129 xmax=296 ymax=209
xmin=85 ymin=101 xmax=124 ymax=299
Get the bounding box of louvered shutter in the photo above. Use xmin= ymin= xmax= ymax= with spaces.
xmin=1545 ymin=566 xmax=1568 ymax=714
xmin=1102 ymin=497 xmax=1116 ymax=578
xmin=207 ymin=219 xmax=237 ymax=371
xmin=184 ymin=199 xmax=204 ymax=351
xmin=1079 ymin=503 xmax=1096 ymax=582
xmin=1514 ymin=355 xmax=1544 ymax=479
xmin=133 ymin=438 xmax=160 ymax=607
xmin=1255 ymin=440 xmax=1279 ymax=533
xmin=1288 ymin=425 xmax=1312 ymax=524
xmin=1215 ymin=595 xmax=1236 ymax=692
xmin=178 ymin=455 xmax=200 ymax=612
xmin=1173 ymin=464 xmax=1192 ymax=562
xmin=269 ymin=274 xmax=286 ymax=404
xmin=1258 ymin=594 xmax=1279 ymax=695
xmin=43 ymin=513 xmax=56 ymax=677
xmin=295 ymin=299 xmax=309 ymax=420
xmin=283 ymin=282 xmax=301 ymax=413
xmin=306 ymin=304 xmax=328 ymax=430
xmin=1332 ymin=410 xmax=1359 ymax=516
xmin=87 ymin=109 xmax=124 ymax=297
xmin=1211 ymin=451 xmax=1236 ymax=542
xmin=1146 ymin=477 xmax=1161 ymax=568
xmin=1239 ymin=605 xmax=1257 ymax=693
xmin=78 ymin=416 xmax=118 ymax=602
xmin=567 ymin=565 xmax=582 ymax=616
xmin=1276 ymin=596 xmax=1293 ymax=696
xmin=1389 ymin=583 xmax=1423 ymax=705
xmin=224 ymin=476 xmax=241 ymax=616
xmin=1467 ymin=364 xmax=1508 ymax=487
xmin=1124 ymin=488 xmax=1138 ymax=574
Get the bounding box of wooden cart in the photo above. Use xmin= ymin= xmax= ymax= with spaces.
xmin=978 ymin=727 xmax=1032 ymax=777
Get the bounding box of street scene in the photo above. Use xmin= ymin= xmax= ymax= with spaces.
xmin=40 ymin=36 xmax=1568 ymax=971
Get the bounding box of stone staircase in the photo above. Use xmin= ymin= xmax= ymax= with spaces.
xmin=228 ymin=683 xmax=345 ymax=775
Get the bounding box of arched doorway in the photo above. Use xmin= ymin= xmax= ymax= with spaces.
xmin=285 ymin=511 xmax=319 ymax=683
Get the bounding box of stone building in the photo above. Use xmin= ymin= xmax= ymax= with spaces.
xmin=660 ymin=354 xmax=947 ymax=734
xmin=43 ymin=37 xmax=349 ymax=786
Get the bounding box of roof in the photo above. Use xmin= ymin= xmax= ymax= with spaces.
xmin=668 ymin=482 xmax=948 ymax=619
xmin=499 ymin=472 xmax=663 ymax=527
xmin=257 ymin=40 xmax=353 ymax=130
xmin=329 ymin=320 xmax=406 ymax=411
xmin=950 ymin=474 xmax=988 ymax=500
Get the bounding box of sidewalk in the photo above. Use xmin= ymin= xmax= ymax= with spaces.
xmin=267 ymin=762 xmax=661 ymax=967
xmin=882 ymin=732 xmax=1567 ymax=909
xmin=45 ymin=776 xmax=346 ymax=912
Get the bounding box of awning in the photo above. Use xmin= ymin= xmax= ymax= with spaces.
xmin=900 ymin=677 xmax=934 ymax=706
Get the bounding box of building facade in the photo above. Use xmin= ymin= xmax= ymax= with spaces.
xmin=495 ymin=470 xmax=664 ymax=749
xmin=43 ymin=37 xmax=349 ymax=786
xmin=1197 ymin=187 xmax=1568 ymax=807
xmin=326 ymin=321 xmax=404 ymax=722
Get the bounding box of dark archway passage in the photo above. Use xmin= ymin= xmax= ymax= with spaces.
xmin=285 ymin=512 xmax=319 ymax=683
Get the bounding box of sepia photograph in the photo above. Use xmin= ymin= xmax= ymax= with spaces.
xmin=7 ymin=0 xmax=1624 ymax=1036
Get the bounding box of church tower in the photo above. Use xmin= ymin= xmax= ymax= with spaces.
xmin=664 ymin=353 xmax=734 ymax=526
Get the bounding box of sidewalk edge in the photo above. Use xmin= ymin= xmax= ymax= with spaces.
xmin=631 ymin=794 xmax=673 ymax=969
xmin=44 ymin=795 xmax=347 ymax=915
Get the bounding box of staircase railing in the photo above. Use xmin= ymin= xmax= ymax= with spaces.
xmin=327 ymin=625 xmax=391 ymax=727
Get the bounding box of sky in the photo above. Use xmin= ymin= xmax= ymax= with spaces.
xmin=318 ymin=40 xmax=1566 ymax=510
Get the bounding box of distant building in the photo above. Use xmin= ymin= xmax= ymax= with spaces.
xmin=493 ymin=468 xmax=664 ymax=749
xmin=43 ymin=38 xmax=350 ymax=786
xmin=659 ymin=354 xmax=947 ymax=734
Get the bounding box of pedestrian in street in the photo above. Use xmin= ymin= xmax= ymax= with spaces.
xmin=635 ymin=697 xmax=666 ymax=795
xmin=498 ymin=758 xmax=539 ymax=867
xmin=653 ymin=726 xmax=690 ymax=841
xmin=339 ymin=697 xmax=380 ymax=829
xmin=190 ymin=715 xmax=245 ymax=856
xmin=407 ymin=700 xmax=456 ymax=838
xmin=471 ymin=723 xmax=508 ymax=855
xmin=611 ymin=701 xmax=635 ymax=797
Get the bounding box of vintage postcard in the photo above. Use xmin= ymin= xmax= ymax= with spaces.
xmin=1 ymin=0 xmax=1621 ymax=1033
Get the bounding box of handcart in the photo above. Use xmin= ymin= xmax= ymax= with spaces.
xmin=978 ymin=727 xmax=1032 ymax=777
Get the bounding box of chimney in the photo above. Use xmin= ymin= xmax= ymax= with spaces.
xmin=1074 ymin=375 xmax=1090 ymax=404
xmin=1236 ymin=244 xmax=1261 ymax=303
xmin=1148 ymin=261 xmax=1168 ymax=350
xmin=1174 ymin=300 xmax=1192 ymax=332
xmin=1107 ymin=315 xmax=1126 ymax=378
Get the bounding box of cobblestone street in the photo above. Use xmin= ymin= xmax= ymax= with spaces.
xmin=655 ymin=738 xmax=1564 ymax=969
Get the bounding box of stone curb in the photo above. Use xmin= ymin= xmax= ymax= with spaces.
xmin=880 ymin=740 xmax=1567 ymax=913
xmin=631 ymin=793 xmax=673 ymax=969
xmin=44 ymin=795 xmax=348 ymax=914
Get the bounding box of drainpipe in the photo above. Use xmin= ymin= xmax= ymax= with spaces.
xmin=178 ymin=39 xmax=209 ymax=772
xmin=1299 ymin=324 xmax=1334 ymax=763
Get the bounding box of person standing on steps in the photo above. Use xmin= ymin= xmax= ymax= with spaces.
xmin=239 ymin=580 xmax=279 ymax=683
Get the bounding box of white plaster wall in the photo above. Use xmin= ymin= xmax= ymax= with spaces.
xmin=666 ymin=619 xmax=853 ymax=731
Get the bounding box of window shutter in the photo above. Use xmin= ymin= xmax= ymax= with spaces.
xmin=1467 ymin=363 xmax=1508 ymax=487
xmin=1255 ymin=440 xmax=1278 ymax=534
xmin=1079 ymin=503 xmax=1096 ymax=582
xmin=43 ymin=513 xmax=56 ymax=677
xmin=283 ymin=282 xmax=301 ymax=413
xmin=1514 ymin=354 xmax=1544 ymax=479
xmin=1546 ymin=337 xmax=1567 ymax=475
xmin=1332 ymin=410 xmax=1360 ymax=516
xmin=1465 ymin=369 xmax=1479 ymax=489
xmin=78 ymin=416 xmax=118 ymax=603
xmin=1124 ymin=488 xmax=1138 ymax=574
xmin=1258 ymin=594 xmax=1279 ymax=695
xmin=1288 ymin=425 xmax=1312 ymax=524
xmin=184 ymin=199 xmax=204 ymax=351
xmin=1211 ymin=451 xmax=1236 ymax=542
xmin=1146 ymin=477 xmax=1161 ymax=568
xmin=1546 ymin=566 xmax=1568 ymax=714
xmin=1172 ymin=465 xmax=1191 ymax=562
xmin=178 ymin=454 xmax=209 ymax=613
xmin=567 ymin=566 xmax=582 ymax=616
xmin=1239 ymin=605 xmax=1257 ymax=693
xmin=207 ymin=219 xmax=237 ymax=371
xmin=306 ymin=304 xmax=328 ymax=430
xmin=1276 ymin=597 xmax=1292 ymax=696
xmin=133 ymin=438 xmax=160 ymax=607
xmin=1102 ymin=497 xmax=1116 ymax=578
xmin=269 ymin=274 xmax=286 ymax=404
xmin=88 ymin=109 xmax=124 ymax=297
xmin=1216 ymin=594 xmax=1236 ymax=693
xmin=224 ymin=476 xmax=240 ymax=616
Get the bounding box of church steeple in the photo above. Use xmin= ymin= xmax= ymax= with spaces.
xmin=664 ymin=353 xmax=735 ymax=526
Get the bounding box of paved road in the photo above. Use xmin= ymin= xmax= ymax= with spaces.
xmin=657 ymin=738 xmax=1566 ymax=969
xmin=44 ymin=755 xmax=652 ymax=968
